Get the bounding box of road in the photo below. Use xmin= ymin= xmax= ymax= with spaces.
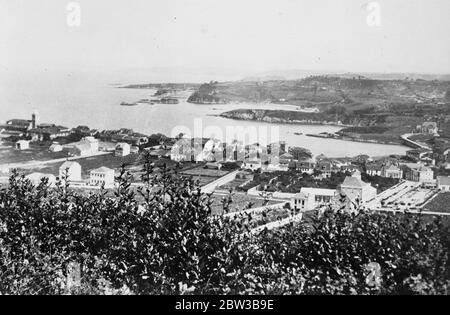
xmin=400 ymin=133 xmax=432 ymax=150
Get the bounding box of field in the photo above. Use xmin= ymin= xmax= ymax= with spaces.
xmin=423 ymin=192 xmax=450 ymax=213
xmin=17 ymin=153 xmax=140 ymax=179
xmin=0 ymin=143 xmax=69 ymax=164
xmin=209 ymin=192 xmax=282 ymax=215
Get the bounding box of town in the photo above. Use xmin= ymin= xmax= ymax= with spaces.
xmin=1 ymin=112 xmax=449 ymax=220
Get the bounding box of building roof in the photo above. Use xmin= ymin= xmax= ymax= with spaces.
xmin=385 ymin=164 xmax=401 ymax=171
xmin=7 ymin=119 xmax=30 ymax=126
xmin=437 ymin=176 xmax=450 ymax=186
xmin=301 ymin=187 xmax=337 ymax=196
xmin=341 ymin=176 xmax=368 ymax=188
xmin=60 ymin=161 xmax=81 ymax=170
xmin=74 ymin=143 xmax=92 ymax=152
xmin=422 ymin=121 xmax=437 ymax=128
xmin=116 ymin=142 xmax=131 ymax=149
xmin=366 ymin=164 xmax=381 ymax=171
xmin=407 ymin=148 xmax=431 ymax=154
xmin=91 ymin=166 xmax=114 ymax=173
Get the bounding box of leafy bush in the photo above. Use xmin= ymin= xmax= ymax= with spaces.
xmin=0 ymin=160 xmax=449 ymax=295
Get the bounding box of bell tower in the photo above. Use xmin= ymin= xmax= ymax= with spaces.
xmin=31 ymin=110 xmax=39 ymax=129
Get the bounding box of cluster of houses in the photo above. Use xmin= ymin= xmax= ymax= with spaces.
xmin=25 ymin=161 xmax=116 ymax=188
xmin=170 ymin=138 xmax=288 ymax=166
xmin=1 ymin=113 xmax=71 ymax=143
xmin=0 ymin=113 xmax=144 ymax=158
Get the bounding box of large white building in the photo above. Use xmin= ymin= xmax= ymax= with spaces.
xmin=67 ymin=137 xmax=99 ymax=157
xmin=290 ymin=187 xmax=337 ymax=211
xmin=89 ymin=167 xmax=115 ymax=188
xmin=59 ymin=161 xmax=82 ymax=182
xmin=340 ymin=170 xmax=377 ymax=203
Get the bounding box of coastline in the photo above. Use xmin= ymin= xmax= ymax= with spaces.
xmin=304 ymin=133 xmax=403 ymax=146
xmin=211 ymin=114 xmax=353 ymax=128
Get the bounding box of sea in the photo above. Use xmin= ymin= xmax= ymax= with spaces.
xmin=0 ymin=68 xmax=408 ymax=158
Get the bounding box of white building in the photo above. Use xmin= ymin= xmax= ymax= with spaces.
xmin=382 ymin=164 xmax=403 ymax=179
xmin=67 ymin=137 xmax=99 ymax=156
xmin=340 ymin=170 xmax=377 ymax=203
xmin=115 ymin=142 xmax=131 ymax=157
xmin=170 ymin=139 xmax=192 ymax=162
xmin=437 ymin=176 xmax=450 ymax=191
xmin=291 ymin=187 xmax=337 ymax=211
xmin=89 ymin=167 xmax=115 ymax=188
xmin=242 ymin=159 xmax=262 ymax=171
xmin=59 ymin=161 xmax=82 ymax=182
xmin=15 ymin=140 xmax=30 ymax=150
xmin=49 ymin=142 xmax=63 ymax=152
xmin=405 ymin=165 xmax=434 ymax=183
xmin=366 ymin=164 xmax=382 ymax=176
xmin=25 ymin=173 xmax=57 ymax=187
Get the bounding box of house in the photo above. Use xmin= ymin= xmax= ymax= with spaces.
xmin=1 ymin=113 xmax=37 ymax=136
xmin=59 ymin=161 xmax=82 ymax=182
xmin=267 ymin=141 xmax=287 ymax=156
xmin=170 ymin=139 xmax=193 ymax=162
xmin=419 ymin=122 xmax=438 ymax=135
xmin=290 ymin=187 xmax=337 ymax=211
xmin=289 ymin=161 xmax=315 ymax=174
xmin=341 ymin=165 xmax=360 ymax=173
xmin=242 ymin=159 xmax=262 ymax=171
xmin=246 ymin=143 xmax=263 ymax=161
xmin=25 ymin=173 xmax=57 ymax=187
xmin=236 ymin=171 xmax=254 ymax=180
xmin=404 ymin=165 xmax=434 ymax=183
xmin=366 ymin=163 xmax=382 ymax=176
xmin=115 ymin=143 xmax=131 ymax=157
xmin=89 ymin=167 xmax=115 ymax=188
xmin=68 ymin=143 xmax=92 ymax=156
xmin=381 ymin=164 xmax=403 ymax=179
xmin=130 ymin=146 xmax=140 ymax=154
xmin=49 ymin=142 xmax=63 ymax=152
xmin=28 ymin=124 xmax=71 ymax=142
xmin=279 ymin=152 xmax=294 ymax=162
xmin=15 ymin=140 xmax=30 ymax=150
xmin=149 ymin=148 xmax=170 ymax=158
xmin=316 ymin=161 xmax=332 ymax=178
xmin=204 ymin=162 xmax=223 ymax=170
xmin=406 ymin=148 xmax=432 ymax=162
xmin=225 ymin=141 xmax=245 ymax=162
xmin=340 ymin=170 xmax=377 ymax=203
xmin=67 ymin=137 xmax=99 ymax=156
xmin=437 ymin=176 xmax=450 ymax=191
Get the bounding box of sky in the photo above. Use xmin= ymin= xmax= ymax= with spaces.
xmin=0 ymin=0 xmax=449 ymax=76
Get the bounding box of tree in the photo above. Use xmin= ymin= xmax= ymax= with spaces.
xmin=0 ymin=164 xmax=449 ymax=295
xmin=288 ymin=147 xmax=312 ymax=161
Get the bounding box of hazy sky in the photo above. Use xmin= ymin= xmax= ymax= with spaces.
xmin=1 ymin=0 xmax=449 ymax=75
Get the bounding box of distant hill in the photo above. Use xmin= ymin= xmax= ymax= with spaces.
xmin=241 ymin=69 xmax=450 ymax=82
